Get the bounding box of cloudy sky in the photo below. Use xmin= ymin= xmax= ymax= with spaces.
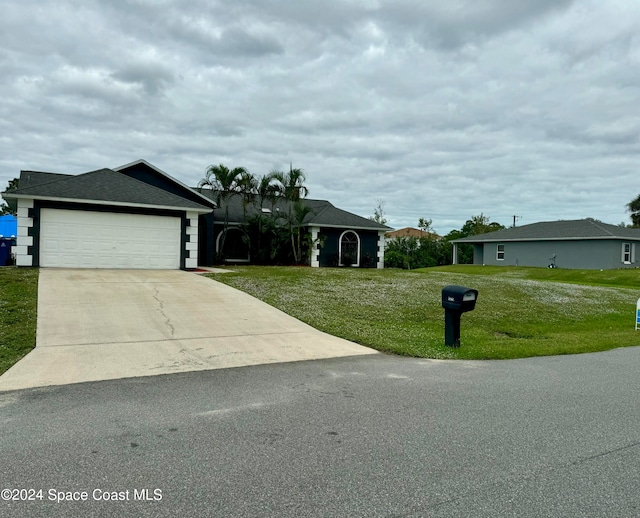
xmin=1 ymin=0 xmax=639 ymax=233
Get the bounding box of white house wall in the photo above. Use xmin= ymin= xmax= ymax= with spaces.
xmin=15 ymin=198 xmax=34 ymax=267
xmin=310 ymin=226 xmax=320 ymax=267
xmin=377 ymin=231 xmax=385 ymax=269
xmin=185 ymin=211 xmax=199 ymax=269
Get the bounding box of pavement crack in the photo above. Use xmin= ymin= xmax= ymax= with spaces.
xmin=571 ymin=440 xmax=640 ymax=465
xmin=152 ymin=285 xmax=175 ymax=338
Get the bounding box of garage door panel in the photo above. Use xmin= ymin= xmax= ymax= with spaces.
xmin=40 ymin=209 xmax=181 ymax=269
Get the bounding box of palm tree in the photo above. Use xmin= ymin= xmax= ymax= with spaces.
xmin=273 ymin=166 xmax=308 ymax=203
xmin=628 ymin=194 xmax=640 ymax=227
xmin=198 ymin=164 xmax=247 ymax=260
xmin=272 ymin=165 xmax=309 ymax=263
xmin=236 ymin=170 xmax=257 ymax=224
xmin=256 ymin=172 xmax=280 ymax=212
xmin=253 ymin=172 xmax=280 ymax=260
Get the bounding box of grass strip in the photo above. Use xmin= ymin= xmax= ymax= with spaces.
xmin=0 ymin=268 xmax=38 ymax=375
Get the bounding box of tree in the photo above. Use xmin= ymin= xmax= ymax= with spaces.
xmin=197 ymin=164 xmax=248 ymax=261
xmin=460 ymin=213 xmax=504 ymax=236
xmin=370 ymin=199 xmax=387 ymax=225
xmin=272 ymin=165 xmax=309 ymax=264
xmin=252 ymin=172 xmax=280 ymax=263
xmin=385 ymin=235 xmax=420 ymax=269
xmin=418 ymin=217 xmax=434 ymax=234
xmin=384 ymin=217 xmax=447 ymax=269
xmin=443 ymin=229 xmax=473 ymax=264
xmin=628 ymin=194 xmax=640 ymax=227
xmin=236 ymin=170 xmax=257 ymax=225
xmin=446 ymin=213 xmax=505 ymax=264
xmin=1 ymin=178 xmax=19 ymax=216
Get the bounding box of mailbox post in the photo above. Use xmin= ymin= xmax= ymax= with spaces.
xmin=441 ymin=285 xmax=478 ymax=347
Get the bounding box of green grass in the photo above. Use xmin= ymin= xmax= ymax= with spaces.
xmin=427 ymin=265 xmax=640 ymax=289
xmin=206 ymin=265 xmax=640 ymax=360
xmin=0 ymin=267 xmax=38 ymax=374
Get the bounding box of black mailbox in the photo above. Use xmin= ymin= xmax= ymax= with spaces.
xmin=442 ymin=285 xmax=478 ymax=347
xmin=442 ymin=285 xmax=478 ymax=312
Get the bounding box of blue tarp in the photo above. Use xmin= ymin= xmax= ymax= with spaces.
xmin=0 ymin=215 xmax=17 ymax=237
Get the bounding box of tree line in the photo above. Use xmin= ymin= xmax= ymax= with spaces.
xmin=383 ymin=213 xmax=504 ymax=269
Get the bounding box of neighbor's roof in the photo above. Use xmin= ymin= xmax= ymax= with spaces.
xmin=198 ymin=190 xmax=391 ymax=231
xmin=385 ymin=227 xmax=441 ymax=240
xmin=4 ymin=169 xmax=212 ymax=213
xmin=453 ymin=219 xmax=640 ymax=243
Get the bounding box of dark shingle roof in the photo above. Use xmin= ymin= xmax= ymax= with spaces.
xmin=18 ymin=171 xmax=73 ymax=189
xmin=454 ymin=219 xmax=640 ymax=243
xmin=301 ymin=199 xmax=391 ymax=230
xmin=197 ymin=190 xmax=391 ymax=230
xmin=5 ymin=169 xmax=211 ymax=212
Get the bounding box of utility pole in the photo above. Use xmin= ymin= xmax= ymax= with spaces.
xmin=512 ymin=215 xmax=521 ymax=227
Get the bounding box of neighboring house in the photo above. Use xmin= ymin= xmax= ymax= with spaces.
xmin=197 ymin=190 xmax=391 ymax=268
xmin=452 ymin=218 xmax=640 ymax=269
xmin=1 ymin=159 xmax=389 ymax=270
xmin=385 ymin=227 xmax=441 ymax=240
xmin=2 ymin=160 xmax=214 ymax=269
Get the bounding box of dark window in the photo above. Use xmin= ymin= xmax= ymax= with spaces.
xmin=340 ymin=231 xmax=359 ymax=266
xmin=219 ymin=227 xmax=250 ymax=262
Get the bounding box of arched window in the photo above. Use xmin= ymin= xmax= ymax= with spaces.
xmin=339 ymin=230 xmax=359 ymax=267
xmin=216 ymin=227 xmax=250 ymax=262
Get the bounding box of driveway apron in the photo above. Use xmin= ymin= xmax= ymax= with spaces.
xmin=0 ymin=269 xmax=376 ymax=391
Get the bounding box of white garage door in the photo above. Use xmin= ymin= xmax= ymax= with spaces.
xmin=40 ymin=209 xmax=181 ymax=269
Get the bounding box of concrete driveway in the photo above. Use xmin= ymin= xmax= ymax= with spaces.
xmin=0 ymin=269 xmax=376 ymax=391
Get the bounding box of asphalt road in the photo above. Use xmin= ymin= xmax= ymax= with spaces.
xmin=1 ymin=348 xmax=639 ymax=517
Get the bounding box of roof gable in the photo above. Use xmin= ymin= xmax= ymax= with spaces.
xmin=6 ymin=168 xmax=211 ymax=212
xmin=454 ymin=219 xmax=640 ymax=243
xmin=114 ymin=159 xmax=215 ymax=209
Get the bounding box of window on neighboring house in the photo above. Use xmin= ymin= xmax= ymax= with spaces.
xmin=622 ymin=242 xmax=633 ymax=264
xmin=497 ymin=244 xmax=505 ymax=261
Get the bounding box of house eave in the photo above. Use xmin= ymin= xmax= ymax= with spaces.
xmin=4 ymin=193 xmax=212 ymax=214
xmin=453 ymin=235 xmax=640 ymax=244
xmin=215 ymin=220 xmax=389 ymax=232
xmin=305 ymin=223 xmax=391 ymax=231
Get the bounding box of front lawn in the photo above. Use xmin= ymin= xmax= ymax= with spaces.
xmin=206 ymin=266 xmax=640 ymax=360
xmin=0 ymin=267 xmax=38 ymax=374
